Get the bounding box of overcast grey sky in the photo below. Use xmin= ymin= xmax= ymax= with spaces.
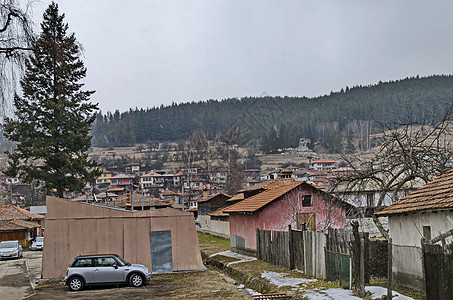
xmin=35 ymin=0 xmax=453 ymax=113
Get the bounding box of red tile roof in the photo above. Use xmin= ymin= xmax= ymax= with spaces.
xmin=209 ymin=208 xmax=229 ymax=217
xmin=237 ymin=178 xmax=290 ymax=193
xmin=162 ymin=189 xmax=177 ymax=196
xmin=310 ymin=158 xmax=336 ymax=164
xmin=0 ymin=219 xmax=40 ymax=231
xmin=224 ymin=181 xmax=304 ymax=213
xmin=197 ymin=193 xmax=231 ymax=203
xmin=0 ymin=204 xmax=44 ymax=221
xmin=227 ymin=193 xmax=245 ymax=202
xmin=194 ymin=184 xmax=222 ymax=191
xmin=376 ymin=169 xmax=453 ymax=216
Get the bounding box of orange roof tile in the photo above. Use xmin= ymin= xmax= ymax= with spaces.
xmin=162 ymin=189 xmax=177 ymax=196
xmin=107 ymin=187 xmax=125 ymax=192
xmin=224 ymin=181 xmax=304 ymax=213
xmin=0 ymin=219 xmax=40 ymax=231
xmin=197 ymin=193 xmax=231 ymax=203
xmin=376 ymin=169 xmax=453 ymax=216
xmin=227 ymin=193 xmax=245 ymax=202
xmin=209 ymin=208 xmax=229 ymax=217
xmin=310 ymin=158 xmax=336 ymax=164
xmin=237 ymin=178 xmax=290 ymax=193
xmin=0 ymin=204 xmax=44 ymax=221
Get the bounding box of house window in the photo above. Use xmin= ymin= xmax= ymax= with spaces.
xmin=423 ymin=226 xmax=431 ymax=241
xmin=366 ymin=193 xmax=374 ymax=207
xmin=302 ymin=195 xmax=312 ymax=207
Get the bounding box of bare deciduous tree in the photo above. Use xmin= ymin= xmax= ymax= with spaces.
xmin=333 ymin=105 xmax=453 ymax=239
xmin=0 ymin=0 xmax=34 ymax=113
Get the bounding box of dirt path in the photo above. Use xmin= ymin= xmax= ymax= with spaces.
xmin=30 ymin=270 xmax=250 ymax=299
xmin=0 ymin=256 xmax=34 ymax=300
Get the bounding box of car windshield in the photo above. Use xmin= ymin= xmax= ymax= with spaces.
xmin=36 ymin=237 xmax=44 ymax=242
xmin=0 ymin=241 xmax=17 ymax=248
xmin=115 ymin=255 xmax=130 ymax=266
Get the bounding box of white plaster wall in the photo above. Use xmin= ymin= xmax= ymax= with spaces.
xmin=210 ymin=219 xmax=230 ymax=236
xmin=389 ymin=211 xmax=453 ymax=246
xmin=198 ymin=215 xmax=230 ymax=237
xmin=199 ymin=215 xmax=211 ymax=231
xmin=388 ymin=211 xmax=453 ymax=290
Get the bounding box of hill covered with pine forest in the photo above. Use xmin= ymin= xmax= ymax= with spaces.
xmin=91 ymin=75 xmax=453 ymax=153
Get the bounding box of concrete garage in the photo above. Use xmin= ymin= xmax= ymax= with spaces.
xmin=42 ymin=196 xmax=204 ymax=278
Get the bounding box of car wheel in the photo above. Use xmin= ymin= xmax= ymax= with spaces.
xmin=68 ymin=276 xmax=84 ymax=291
xmin=129 ymin=273 xmax=143 ymax=287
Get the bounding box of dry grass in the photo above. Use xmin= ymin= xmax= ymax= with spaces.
xmin=149 ymin=270 xmax=250 ymax=300
xmin=197 ymin=232 xmax=231 ymax=256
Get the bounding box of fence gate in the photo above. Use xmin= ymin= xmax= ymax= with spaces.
xmin=422 ymin=243 xmax=453 ymax=299
xmin=325 ymin=249 xmax=351 ymax=288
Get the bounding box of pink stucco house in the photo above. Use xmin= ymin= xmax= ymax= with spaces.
xmin=223 ymin=179 xmax=351 ymax=254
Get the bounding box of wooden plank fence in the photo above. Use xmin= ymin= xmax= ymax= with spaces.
xmin=303 ymin=230 xmax=326 ymax=279
xmin=256 ymin=229 xmax=290 ymax=269
xmin=255 ymin=226 xmax=383 ymax=286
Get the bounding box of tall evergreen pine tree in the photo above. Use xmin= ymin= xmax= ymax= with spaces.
xmin=4 ymin=2 xmax=101 ymax=198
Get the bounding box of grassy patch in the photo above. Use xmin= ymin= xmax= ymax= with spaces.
xmin=210 ymin=254 xmax=241 ymax=265
xmin=148 ymin=270 xmax=250 ymax=300
xmin=197 ymin=232 xmax=231 ymax=256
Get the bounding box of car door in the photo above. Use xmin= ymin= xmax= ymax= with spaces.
xmin=92 ymin=257 xmax=124 ymax=283
xmin=72 ymin=258 xmax=95 ymax=284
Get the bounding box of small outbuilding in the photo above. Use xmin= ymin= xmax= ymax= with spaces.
xmin=376 ymin=169 xmax=453 ymax=291
xmin=42 ymin=196 xmax=204 ymax=278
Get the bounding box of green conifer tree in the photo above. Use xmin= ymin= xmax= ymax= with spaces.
xmin=3 ymin=2 xmax=101 ymax=198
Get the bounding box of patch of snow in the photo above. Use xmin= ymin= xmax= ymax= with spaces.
xmin=209 ymin=250 xmax=257 ymax=266
xmin=303 ymin=288 xmax=361 ymax=300
xmin=237 ymin=283 xmax=261 ymax=296
xmin=261 ymin=271 xmax=317 ymax=287
xmin=303 ymin=286 xmax=415 ymax=300
xmin=365 ymin=286 xmax=415 ymax=300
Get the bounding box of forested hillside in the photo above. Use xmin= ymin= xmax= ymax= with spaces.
xmin=91 ymin=75 xmax=453 ymax=152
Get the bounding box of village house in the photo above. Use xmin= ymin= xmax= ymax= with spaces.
xmin=196 ymin=193 xmax=231 ymax=237
xmin=110 ymin=173 xmax=135 ymax=191
xmin=309 ymin=158 xmax=336 ymax=171
xmin=224 ymin=174 xmax=350 ymax=255
xmin=0 ymin=204 xmax=44 ymax=248
xmin=96 ymin=169 xmax=115 ymax=187
xmin=124 ymin=162 xmax=140 ymax=175
xmin=243 ymin=169 xmax=261 ymax=181
xmin=375 ymin=169 xmax=453 ymax=291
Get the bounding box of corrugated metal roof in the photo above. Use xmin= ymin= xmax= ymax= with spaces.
xmin=376 ymin=169 xmax=453 ymax=216
xmin=223 ymin=181 xmax=304 ymax=213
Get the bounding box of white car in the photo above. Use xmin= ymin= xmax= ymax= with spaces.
xmin=31 ymin=237 xmax=44 ymax=251
xmin=0 ymin=240 xmax=23 ymax=259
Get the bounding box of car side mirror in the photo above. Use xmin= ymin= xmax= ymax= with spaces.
xmin=113 ymin=264 xmax=118 ymax=269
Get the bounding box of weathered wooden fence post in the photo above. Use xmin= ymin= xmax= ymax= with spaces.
xmin=256 ymin=228 xmax=260 ymax=260
xmin=289 ymin=225 xmax=294 ymax=270
xmin=387 ymin=238 xmax=392 ymax=300
xmin=359 ymin=234 xmax=365 ymax=298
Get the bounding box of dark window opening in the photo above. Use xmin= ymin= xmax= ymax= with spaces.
xmin=423 ymin=226 xmax=431 ymax=241
xmin=302 ymin=195 xmax=312 ymax=207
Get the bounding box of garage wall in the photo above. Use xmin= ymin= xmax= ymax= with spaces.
xmin=42 ymin=197 xmax=204 ymax=278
